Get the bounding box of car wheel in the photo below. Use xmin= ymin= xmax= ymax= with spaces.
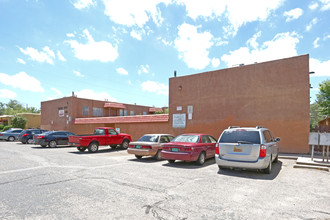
xmin=22 ymin=141 xmax=26 ymax=144
xmin=77 ymin=147 xmax=86 ymax=152
xmin=263 ymin=158 xmax=272 ymax=174
xmin=27 ymin=139 xmax=34 ymax=144
xmin=135 ymin=155 xmax=142 ymax=159
xmin=8 ymin=136 xmax=15 ymax=142
xmin=121 ymin=140 xmax=129 ymax=149
xmin=274 ymin=153 xmax=279 ymax=163
xmin=218 ymin=165 xmax=223 ymax=170
xmin=49 ymin=140 xmax=57 ymax=148
xmin=196 ymin=152 xmax=206 ymax=165
xmin=110 ymin=145 xmax=117 ymax=149
xmin=168 ymin=160 xmax=175 ymax=163
xmin=154 ymin=150 xmax=162 ymax=160
xmin=88 ymin=142 xmax=99 ymax=153
xmin=41 ymin=144 xmax=47 ymax=148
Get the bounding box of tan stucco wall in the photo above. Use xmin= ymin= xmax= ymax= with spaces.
xmin=169 ymin=55 xmax=310 ymax=153
xmin=21 ymin=113 xmax=41 ymax=129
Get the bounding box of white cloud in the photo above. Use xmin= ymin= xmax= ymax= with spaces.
xmin=65 ymin=29 xmax=118 ymax=62
xmin=283 ymin=8 xmax=303 ymax=22
xmin=102 ymin=0 xmax=170 ymax=27
xmin=320 ymin=0 xmax=330 ymax=11
xmin=138 ymin=64 xmax=150 ymax=74
xmin=247 ymin=31 xmax=262 ymax=49
xmin=17 ymin=58 xmax=26 ymax=64
xmin=19 ymin=46 xmax=56 ymax=64
xmin=0 ymin=89 xmax=17 ymax=99
xmin=128 ymin=80 xmax=132 ymax=85
xmin=66 ymin=33 xmax=75 ymax=38
xmin=130 ymin=29 xmax=144 ymax=40
xmin=57 ymin=51 xmax=66 ymax=61
xmin=75 ymin=89 xmax=117 ymax=101
xmin=309 ymin=2 xmax=319 ymax=10
xmin=0 ymin=72 xmax=45 ymax=92
xmin=141 ymin=80 xmax=168 ymax=95
xmin=313 ymin=37 xmax=320 ymax=48
xmin=116 ymin=67 xmax=128 ymax=75
xmin=175 ymin=23 xmax=213 ymax=70
xmin=221 ymin=32 xmax=300 ymax=67
xmin=324 ymin=35 xmax=330 ymax=40
xmin=177 ymin=0 xmax=284 ymax=36
xmin=51 ymin=88 xmax=63 ymax=96
xmin=310 ymin=58 xmax=330 ymax=77
xmin=157 ymin=37 xmax=172 ymax=46
xmin=73 ymin=0 xmax=96 ymax=10
xmin=73 ymin=70 xmax=84 ymax=77
xmin=306 ymin=18 xmax=318 ymax=31
xmin=211 ymin=58 xmax=220 ymax=68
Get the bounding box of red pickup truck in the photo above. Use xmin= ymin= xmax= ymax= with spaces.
xmin=68 ymin=127 xmax=132 ymax=153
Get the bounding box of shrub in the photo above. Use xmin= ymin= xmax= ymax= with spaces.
xmin=2 ymin=125 xmax=13 ymax=131
xmin=12 ymin=115 xmax=26 ymax=129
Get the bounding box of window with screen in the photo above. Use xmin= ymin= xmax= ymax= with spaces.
xmin=93 ymin=107 xmax=103 ymax=116
xmin=83 ymin=106 xmax=89 ymax=116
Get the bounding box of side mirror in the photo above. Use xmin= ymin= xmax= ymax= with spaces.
xmin=275 ymin=137 xmax=280 ymax=142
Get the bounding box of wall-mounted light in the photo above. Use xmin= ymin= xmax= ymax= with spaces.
xmin=309 ymin=71 xmax=315 ymax=74
xmin=178 ymin=85 xmax=182 ymax=91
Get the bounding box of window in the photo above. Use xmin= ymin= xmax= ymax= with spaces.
xmin=172 ymin=135 xmax=199 ymax=143
xmin=108 ymin=129 xmax=117 ymax=135
xmin=93 ymin=107 xmax=103 ymax=116
xmin=138 ymin=135 xmax=159 ymax=142
xmin=219 ymin=131 xmax=261 ymax=144
xmin=120 ymin=109 xmax=124 ymax=116
xmin=209 ymin=136 xmax=217 ymax=143
xmin=124 ymin=110 xmax=128 ymax=116
xmin=143 ymin=112 xmax=147 ymax=115
xmin=83 ymin=106 xmax=89 ymax=116
xmin=263 ymin=130 xmax=273 ymax=143
xmin=94 ymin=129 xmax=105 ymax=135
xmin=130 ymin=111 xmax=134 ymax=116
xmin=202 ymin=135 xmax=211 ymax=143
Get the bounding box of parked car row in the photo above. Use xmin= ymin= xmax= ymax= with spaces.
xmin=0 ymin=128 xmax=23 ymax=141
xmin=7 ymin=126 xmax=280 ymax=174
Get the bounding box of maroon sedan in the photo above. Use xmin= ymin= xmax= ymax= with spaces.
xmin=161 ymin=133 xmax=217 ymax=165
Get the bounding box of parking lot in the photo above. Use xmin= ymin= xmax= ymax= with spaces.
xmin=0 ymin=141 xmax=330 ymax=220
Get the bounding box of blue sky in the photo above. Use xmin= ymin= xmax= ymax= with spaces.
xmin=0 ymin=0 xmax=329 ymax=109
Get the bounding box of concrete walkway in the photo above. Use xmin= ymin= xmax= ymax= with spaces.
xmin=279 ymin=153 xmax=330 ymax=171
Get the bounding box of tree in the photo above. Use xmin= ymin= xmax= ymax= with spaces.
xmin=12 ymin=115 xmax=27 ymax=129
xmin=316 ymin=79 xmax=330 ymax=118
xmin=310 ymin=103 xmax=322 ymax=130
xmin=0 ymin=100 xmax=40 ymax=115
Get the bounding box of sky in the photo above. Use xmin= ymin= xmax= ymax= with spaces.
xmin=0 ymin=0 xmax=329 ymax=109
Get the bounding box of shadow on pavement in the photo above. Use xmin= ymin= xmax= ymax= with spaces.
xmin=162 ymin=158 xmax=216 ymax=169
xmin=68 ymin=147 xmax=128 ymax=155
xmin=217 ymin=161 xmax=283 ymax=180
xmin=128 ymin=156 xmax=162 ymax=163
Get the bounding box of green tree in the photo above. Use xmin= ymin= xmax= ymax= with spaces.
xmin=0 ymin=102 xmax=5 ymax=115
xmin=310 ymin=103 xmax=322 ymax=130
xmin=12 ymin=115 xmax=27 ymax=129
xmin=316 ymin=79 xmax=330 ymax=118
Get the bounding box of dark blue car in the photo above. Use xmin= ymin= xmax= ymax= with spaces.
xmin=18 ymin=129 xmax=48 ymax=144
xmin=34 ymin=131 xmax=75 ymax=148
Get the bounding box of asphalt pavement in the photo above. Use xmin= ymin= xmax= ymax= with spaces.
xmin=0 ymin=141 xmax=330 ymax=220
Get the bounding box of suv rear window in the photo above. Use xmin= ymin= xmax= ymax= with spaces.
xmin=219 ymin=130 xmax=260 ymax=144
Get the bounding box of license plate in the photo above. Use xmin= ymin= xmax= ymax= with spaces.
xmin=234 ymin=147 xmax=242 ymax=152
xmin=72 ymin=143 xmax=75 ymax=146
xmin=172 ymin=148 xmax=179 ymax=152
xmin=136 ymin=145 xmax=141 ymax=149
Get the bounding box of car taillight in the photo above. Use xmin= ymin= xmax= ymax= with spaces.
xmin=216 ymin=143 xmax=220 ymax=154
xmin=22 ymin=134 xmax=29 ymax=137
xmin=182 ymin=147 xmax=192 ymax=152
xmin=37 ymin=135 xmax=44 ymax=139
xmin=129 ymin=145 xmax=134 ymax=148
xmin=141 ymin=145 xmax=152 ymax=149
xmin=259 ymin=144 xmax=267 ymax=157
xmin=0 ymin=134 xmax=3 ymax=136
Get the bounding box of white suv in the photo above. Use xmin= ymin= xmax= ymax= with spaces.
xmin=215 ymin=126 xmax=280 ymax=174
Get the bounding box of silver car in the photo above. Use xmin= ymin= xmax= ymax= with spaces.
xmin=215 ymin=126 xmax=280 ymax=174
xmin=0 ymin=128 xmax=23 ymax=141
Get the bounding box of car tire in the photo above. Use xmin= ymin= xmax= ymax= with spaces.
xmin=168 ymin=160 xmax=175 ymax=163
xmin=27 ymin=139 xmax=34 ymax=144
xmin=135 ymin=155 xmax=142 ymax=159
xmin=88 ymin=142 xmax=99 ymax=153
xmin=196 ymin=152 xmax=206 ymax=165
xmin=218 ymin=165 xmax=223 ymax=170
xmin=274 ymin=153 xmax=279 ymax=163
xmin=77 ymin=147 xmax=86 ymax=152
xmin=110 ymin=145 xmax=117 ymax=149
xmin=41 ymin=144 xmax=47 ymax=148
xmin=49 ymin=140 xmax=57 ymax=148
xmin=8 ymin=136 xmax=15 ymax=142
xmin=263 ymin=158 xmax=272 ymax=174
xmin=154 ymin=150 xmax=162 ymax=160
xmin=121 ymin=139 xmax=129 ymax=149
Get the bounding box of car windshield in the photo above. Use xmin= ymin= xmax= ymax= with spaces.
xmin=172 ymin=135 xmax=199 ymax=143
xmin=219 ymin=130 xmax=260 ymax=144
xmin=138 ymin=135 xmax=159 ymax=142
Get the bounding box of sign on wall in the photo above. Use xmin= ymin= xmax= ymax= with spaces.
xmin=173 ymin=114 xmax=186 ymax=128
xmin=115 ymin=128 xmax=121 ymax=133
xmin=58 ymin=109 xmax=64 ymax=117
xmin=187 ymin=105 xmax=193 ymax=120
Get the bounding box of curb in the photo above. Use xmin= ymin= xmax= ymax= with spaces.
xmin=293 ymin=164 xmax=329 ymax=171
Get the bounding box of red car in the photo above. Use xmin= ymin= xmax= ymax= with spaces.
xmin=161 ymin=133 xmax=217 ymax=165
